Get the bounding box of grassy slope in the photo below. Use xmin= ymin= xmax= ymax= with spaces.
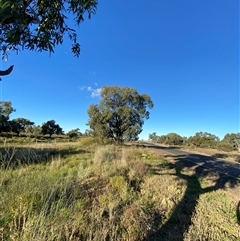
xmin=0 ymin=138 xmax=239 ymax=241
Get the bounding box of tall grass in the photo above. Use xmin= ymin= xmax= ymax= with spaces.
xmin=0 ymin=142 xmax=239 ymax=240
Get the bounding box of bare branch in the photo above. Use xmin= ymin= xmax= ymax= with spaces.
xmin=0 ymin=65 xmax=14 ymax=76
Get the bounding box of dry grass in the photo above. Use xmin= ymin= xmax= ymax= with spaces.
xmin=0 ymin=142 xmax=239 ymax=240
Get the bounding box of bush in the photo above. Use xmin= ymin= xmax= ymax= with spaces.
xmin=216 ymin=141 xmax=234 ymax=152
xmin=78 ymin=137 xmax=102 ymax=147
xmin=93 ymin=145 xmax=116 ymax=164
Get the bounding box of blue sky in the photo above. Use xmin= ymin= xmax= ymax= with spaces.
xmin=1 ymin=0 xmax=239 ymax=140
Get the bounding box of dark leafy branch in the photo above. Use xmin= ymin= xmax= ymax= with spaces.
xmin=0 ymin=0 xmax=98 ymax=58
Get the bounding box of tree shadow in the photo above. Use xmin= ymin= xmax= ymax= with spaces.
xmin=145 ymin=147 xmax=240 ymax=241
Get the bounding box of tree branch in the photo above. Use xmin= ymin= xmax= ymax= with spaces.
xmin=0 ymin=65 xmax=14 ymax=76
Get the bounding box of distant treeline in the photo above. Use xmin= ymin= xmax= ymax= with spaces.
xmin=148 ymin=132 xmax=240 ymax=152
xmin=0 ymin=101 xmax=91 ymax=140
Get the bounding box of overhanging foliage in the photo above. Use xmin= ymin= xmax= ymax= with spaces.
xmin=0 ymin=0 xmax=98 ymax=58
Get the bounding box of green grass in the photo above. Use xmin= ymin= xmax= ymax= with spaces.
xmin=0 ymin=141 xmax=239 ymax=240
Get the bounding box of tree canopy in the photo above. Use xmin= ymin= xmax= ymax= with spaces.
xmin=0 ymin=101 xmax=15 ymax=133
xmin=41 ymin=120 xmax=63 ymax=137
xmin=148 ymin=132 xmax=185 ymax=146
xmin=187 ymin=132 xmax=220 ymax=148
xmin=0 ymin=0 xmax=98 ymax=58
xmin=148 ymin=132 xmax=159 ymax=143
xmin=67 ymin=128 xmax=82 ymax=139
xmin=25 ymin=124 xmax=42 ymax=137
xmin=164 ymin=133 xmax=184 ymax=146
xmin=222 ymin=133 xmax=240 ymax=150
xmin=9 ymin=117 xmax=34 ymax=135
xmin=87 ymin=86 xmax=154 ymax=144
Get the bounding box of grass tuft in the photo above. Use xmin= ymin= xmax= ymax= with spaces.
xmin=0 ymin=142 xmax=239 ymax=240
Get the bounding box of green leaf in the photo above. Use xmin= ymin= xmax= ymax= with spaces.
xmin=1 ymin=1 xmax=11 ymax=9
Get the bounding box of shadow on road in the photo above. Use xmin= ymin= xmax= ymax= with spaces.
xmin=144 ymin=144 xmax=240 ymax=241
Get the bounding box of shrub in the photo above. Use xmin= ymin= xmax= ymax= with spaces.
xmin=78 ymin=136 xmax=102 ymax=147
xmin=92 ymin=145 xmax=117 ymax=177
xmin=93 ymin=146 xmax=116 ymax=165
xmin=216 ymin=141 xmax=234 ymax=152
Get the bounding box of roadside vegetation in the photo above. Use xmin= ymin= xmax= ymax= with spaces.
xmin=0 ymin=87 xmax=239 ymax=240
xmin=0 ymin=137 xmax=239 ymax=241
xmin=1 ymin=1 xmax=238 ymax=239
xmin=149 ymin=132 xmax=240 ymax=163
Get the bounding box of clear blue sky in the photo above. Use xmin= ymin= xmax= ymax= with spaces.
xmin=1 ymin=0 xmax=239 ymax=140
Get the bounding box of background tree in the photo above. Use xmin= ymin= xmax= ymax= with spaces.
xmin=67 ymin=128 xmax=82 ymax=139
xmin=25 ymin=125 xmax=42 ymax=138
xmin=9 ymin=117 xmax=34 ymax=136
xmin=216 ymin=141 xmax=234 ymax=152
xmin=222 ymin=133 xmax=240 ymax=151
xmin=0 ymin=0 xmax=98 ymax=58
xmin=0 ymin=101 xmax=15 ymax=133
xmin=187 ymin=132 xmax=220 ymax=148
xmin=83 ymin=129 xmax=95 ymax=137
xmin=164 ymin=133 xmax=184 ymax=146
xmin=149 ymin=132 xmax=184 ymax=146
xmin=148 ymin=132 xmax=159 ymax=143
xmin=41 ymin=120 xmax=63 ymax=137
xmin=157 ymin=135 xmax=167 ymax=144
xmin=87 ymin=86 xmax=154 ymax=144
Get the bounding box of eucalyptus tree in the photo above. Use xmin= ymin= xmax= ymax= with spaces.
xmin=148 ymin=132 xmax=159 ymax=143
xmin=0 ymin=0 xmax=98 ymax=58
xmin=67 ymin=128 xmax=82 ymax=139
xmin=0 ymin=101 xmax=15 ymax=133
xmin=187 ymin=132 xmax=220 ymax=148
xmin=25 ymin=125 xmax=42 ymax=138
xmin=41 ymin=120 xmax=63 ymax=137
xmin=222 ymin=133 xmax=240 ymax=150
xmin=87 ymin=86 xmax=154 ymax=144
xmin=164 ymin=133 xmax=184 ymax=146
xmin=9 ymin=117 xmax=34 ymax=136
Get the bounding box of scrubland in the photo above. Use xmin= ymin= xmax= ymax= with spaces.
xmin=0 ymin=137 xmax=239 ymax=241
